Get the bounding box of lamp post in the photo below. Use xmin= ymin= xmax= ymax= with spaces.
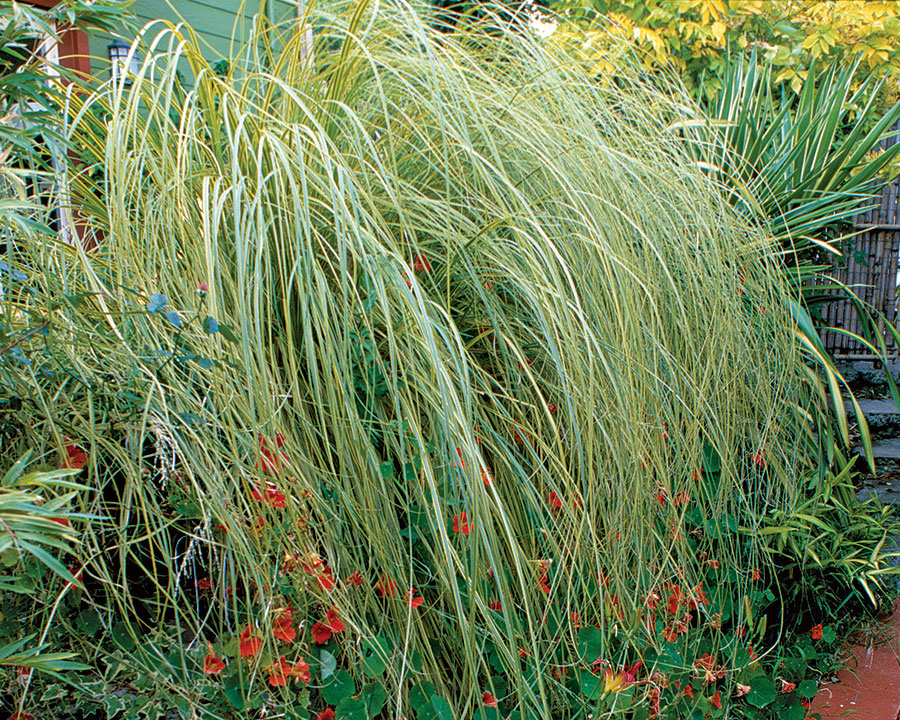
xmin=107 ymin=38 xmax=140 ymax=84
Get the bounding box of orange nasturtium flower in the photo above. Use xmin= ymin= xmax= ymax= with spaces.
xmin=482 ymin=691 xmax=498 ymax=707
xmin=63 ymin=443 xmax=87 ymax=469
xmin=269 ymin=657 xmax=292 ymax=687
xmin=290 ymin=658 xmax=311 ymax=685
xmin=204 ymin=653 xmax=226 ymax=674
xmin=452 ymin=512 xmax=471 ymax=535
xmin=325 ymin=607 xmax=345 ymax=633
xmin=239 ymin=626 xmax=262 ymax=657
xmin=273 ymin=608 xmax=296 ymax=643
xmin=311 ymin=622 xmax=333 ymax=644
xmin=376 ymin=573 xmax=398 ymax=598
xmin=406 ymin=589 xmax=425 ymax=608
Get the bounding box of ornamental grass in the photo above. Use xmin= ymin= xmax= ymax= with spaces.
xmin=0 ymin=1 xmax=857 ymax=717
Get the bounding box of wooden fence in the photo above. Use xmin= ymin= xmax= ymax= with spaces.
xmin=818 ymin=118 xmax=900 ymax=358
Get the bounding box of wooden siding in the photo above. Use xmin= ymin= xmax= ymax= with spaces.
xmin=818 ymin=118 xmax=900 ymax=357
xmin=87 ymin=0 xmax=298 ymax=78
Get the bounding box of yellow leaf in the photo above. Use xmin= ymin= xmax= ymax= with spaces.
xmin=791 ymin=73 xmax=803 ymax=93
xmin=801 ymin=34 xmax=818 ymax=50
xmin=711 ymin=21 xmax=726 ymax=43
xmin=775 ymin=67 xmax=794 ymax=84
xmin=738 ymin=33 xmax=748 ymax=48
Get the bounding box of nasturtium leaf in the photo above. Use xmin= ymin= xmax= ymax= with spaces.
xmin=320 ymin=649 xmax=337 ymax=680
xmin=409 ymin=681 xmax=436 ymax=716
xmin=746 ymin=677 xmax=776 ymax=708
xmin=409 ymin=649 xmax=423 ymax=673
xmin=146 ymin=293 xmax=168 ymax=313
xmin=194 ymin=357 xmax=214 ymax=370
xmin=579 ymin=669 xmax=602 ymax=700
xmin=362 ymin=681 xmax=387 ymax=718
xmin=202 ymin=316 xmax=219 ymax=334
xmin=335 ymin=696 xmax=367 ymax=720
xmin=781 ymin=699 xmax=807 ymax=720
xmin=361 ymin=636 xmax=390 ymax=678
xmin=322 ymin=669 xmax=355 ymax=705
xmin=797 ymin=679 xmax=817 ymax=699
xmin=224 ymin=683 xmax=245 ymax=710
xmin=111 ymin=621 xmax=136 ymax=652
xmin=822 ymin=625 xmax=836 ymax=644
xmin=430 ymin=694 xmax=454 ymax=720
xmin=77 ymin=608 xmax=101 ymax=635
xmin=166 ymin=309 xmax=182 ymax=328
xmin=577 ymin=626 xmax=604 ymax=662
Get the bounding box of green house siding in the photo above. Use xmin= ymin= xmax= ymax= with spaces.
xmin=88 ymin=0 xmax=299 ymax=78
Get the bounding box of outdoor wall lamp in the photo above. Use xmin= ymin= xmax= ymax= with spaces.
xmin=107 ymin=38 xmax=140 ymax=84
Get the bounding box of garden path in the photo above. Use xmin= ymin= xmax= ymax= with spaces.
xmin=810 ymin=599 xmax=900 ymax=720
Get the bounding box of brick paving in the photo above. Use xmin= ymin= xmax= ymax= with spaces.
xmin=810 ymin=601 xmax=900 ymax=720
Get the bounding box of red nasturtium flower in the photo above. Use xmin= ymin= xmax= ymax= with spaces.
xmin=709 ymin=690 xmax=722 ymax=709
xmin=413 ymin=255 xmax=431 ymax=273
xmin=452 ymin=512 xmax=471 ymax=535
xmin=811 ymin=624 xmax=823 ymax=640
xmin=290 ymin=658 xmax=311 ymax=685
xmin=204 ymin=653 xmax=226 ymax=674
xmin=273 ymin=608 xmax=296 ymax=643
xmin=257 ymin=434 xmax=287 ymax=473
xmin=345 ymin=570 xmax=364 ymax=586
xmin=490 ymin=601 xmax=502 ymax=611
xmin=9 ymin=713 xmax=34 ymax=720
xmin=316 ymin=709 xmax=336 ymax=720
xmin=269 ymin=657 xmax=292 ymax=687
xmin=302 ymin=556 xmax=335 ymax=591
xmin=780 ymin=679 xmax=796 ymax=694
xmin=406 ymin=589 xmax=424 ymax=608
xmin=376 ymin=573 xmax=398 ymax=597
xmin=63 ymin=443 xmax=87 ymax=469
xmin=239 ymin=626 xmax=262 ymax=657
xmin=252 ymin=485 xmax=287 ymax=508
xmin=311 ymin=622 xmax=333 ymax=644
xmin=548 ymin=491 xmax=564 ymax=509
xmin=482 ymin=691 xmax=498 ymax=707
xmin=325 ymin=607 xmax=345 ymax=633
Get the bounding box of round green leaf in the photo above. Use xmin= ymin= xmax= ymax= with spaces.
xmin=747 ymin=677 xmax=777 ymax=708
xmin=322 ymin=669 xmax=355 ymax=705
xmin=576 ymin=626 xmax=604 ymax=662
xmin=320 ymin=649 xmax=337 ymax=680
xmin=797 ymin=679 xmax=817 ymax=699
xmin=335 ymin=696 xmax=367 ymax=720
xmin=362 ymin=681 xmax=387 ymax=718
xmin=361 ymin=636 xmax=390 ymax=678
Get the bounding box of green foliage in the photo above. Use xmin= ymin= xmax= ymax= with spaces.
xmin=0 ymin=1 xmax=896 ymax=718
xmin=672 ymin=55 xmax=900 ymax=465
xmin=8 ymin=1 xmax=816 ymax=716
xmin=550 ymin=1 xmax=900 ymax=104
